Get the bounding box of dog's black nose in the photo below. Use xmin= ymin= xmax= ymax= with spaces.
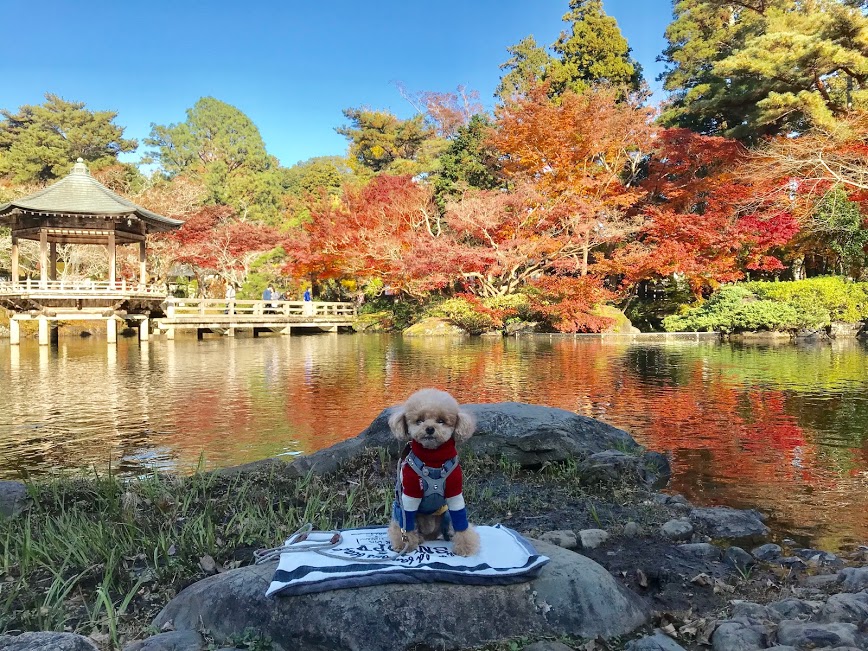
xmin=425 ymin=426 xmax=435 ymax=435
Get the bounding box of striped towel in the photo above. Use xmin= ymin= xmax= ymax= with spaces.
xmin=266 ymin=524 xmax=549 ymax=597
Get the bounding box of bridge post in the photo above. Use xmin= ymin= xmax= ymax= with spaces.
xmin=166 ymin=327 xmax=175 ymax=340
xmin=281 ymin=325 xmax=292 ymax=335
xmin=139 ymin=318 xmax=149 ymax=341
xmin=106 ymin=317 xmax=117 ymax=344
xmin=38 ymin=316 xmax=49 ymax=345
xmin=9 ymin=317 xmax=19 ymax=345
xmin=226 ymin=327 xmax=235 ymax=337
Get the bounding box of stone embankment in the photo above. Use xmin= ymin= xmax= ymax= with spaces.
xmin=1 ymin=402 xmax=867 ymax=651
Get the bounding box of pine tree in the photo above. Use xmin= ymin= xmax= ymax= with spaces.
xmin=660 ymin=0 xmax=868 ymax=140
xmin=548 ymin=0 xmax=643 ymax=96
xmin=495 ymin=36 xmax=554 ymax=102
xmin=0 ymin=94 xmax=137 ymax=183
xmin=496 ymin=0 xmax=642 ymax=103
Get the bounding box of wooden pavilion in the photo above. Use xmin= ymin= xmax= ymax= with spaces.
xmin=0 ymin=159 xmax=183 ymax=345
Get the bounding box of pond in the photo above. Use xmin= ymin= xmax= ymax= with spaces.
xmin=2 ymin=333 xmax=867 ymax=550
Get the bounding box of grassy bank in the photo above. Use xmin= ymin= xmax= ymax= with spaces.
xmin=0 ymin=451 xmax=649 ymax=649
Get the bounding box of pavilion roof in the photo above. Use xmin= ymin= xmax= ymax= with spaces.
xmin=0 ymin=159 xmax=183 ymax=232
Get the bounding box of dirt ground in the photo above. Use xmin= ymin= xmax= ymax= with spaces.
xmin=428 ymin=456 xmax=867 ymax=650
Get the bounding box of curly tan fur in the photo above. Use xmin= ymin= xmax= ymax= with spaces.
xmin=388 ymin=388 xmax=480 ymax=557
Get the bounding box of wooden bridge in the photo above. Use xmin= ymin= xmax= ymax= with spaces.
xmin=154 ymin=297 xmax=358 ymax=339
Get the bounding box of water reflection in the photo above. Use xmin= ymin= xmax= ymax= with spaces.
xmin=0 ymin=334 xmax=866 ymax=548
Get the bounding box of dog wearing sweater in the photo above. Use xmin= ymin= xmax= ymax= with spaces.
xmin=387 ymin=388 xmax=480 ymax=557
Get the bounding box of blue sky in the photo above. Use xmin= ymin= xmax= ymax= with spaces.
xmin=2 ymin=1 xmax=673 ymax=168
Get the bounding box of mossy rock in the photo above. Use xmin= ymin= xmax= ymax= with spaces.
xmin=352 ymin=311 xmax=392 ymax=332
xmin=402 ymin=317 xmax=467 ymax=337
xmin=592 ymin=305 xmax=640 ymax=334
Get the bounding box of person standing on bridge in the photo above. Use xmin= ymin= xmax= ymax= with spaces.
xmin=262 ymin=286 xmax=273 ymax=314
xmin=303 ymin=287 xmax=313 ymax=316
xmin=225 ymin=283 xmax=236 ymax=314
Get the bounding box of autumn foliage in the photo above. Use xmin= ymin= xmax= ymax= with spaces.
xmin=280 ymin=88 xmax=868 ymax=329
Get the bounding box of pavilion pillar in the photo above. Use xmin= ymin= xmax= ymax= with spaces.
xmin=139 ymin=240 xmax=147 ymax=286
xmin=39 ymin=229 xmax=48 ymax=288
xmin=107 ymin=231 xmax=116 ymax=286
xmin=49 ymin=242 xmax=57 ymax=281
xmin=9 ymin=318 xmax=19 ymax=345
xmin=11 ymin=237 xmax=19 ymax=287
xmin=38 ymin=316 xmax=49 ymax=345
xmin=106 ymin=317 xmax=117 ymax=344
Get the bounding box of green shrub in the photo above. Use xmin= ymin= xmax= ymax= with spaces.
xmin=664 ymin=278 xmax=868 ymax=333
xmin=432 ymin=297 xmax=499 ymax=334
xmin=663 ymin=285 xmax=818 ymax=333
xmin=744 ymin=276 xmax=868 ymax=324
xmin=430 ymin=293 xmax=540 ymax=334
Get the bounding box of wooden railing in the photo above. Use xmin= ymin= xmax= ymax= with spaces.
xmin=0 ymin=279 xmax=168 ymax=296
xmin=164 ymin=298 xmax=356 ymax=318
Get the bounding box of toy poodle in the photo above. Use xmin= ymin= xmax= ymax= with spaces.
xmin=387 ymin=388 xmax=480 ymax=557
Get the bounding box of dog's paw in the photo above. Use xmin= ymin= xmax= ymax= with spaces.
xmin=388 ymin=521 xmax=424 ymax=553
xmin=451 ymin=526 xmax=480 ymax=557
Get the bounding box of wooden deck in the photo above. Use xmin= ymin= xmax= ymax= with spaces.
xmin=0 ymin=279 xmax=166 ymax=299
xmin=153 ymin=298 xmax=357 ymax=338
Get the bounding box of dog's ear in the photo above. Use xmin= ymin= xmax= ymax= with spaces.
xmin=388 ymin=407 xmax=410 ymax=441
xmin=453 ymin=409 xmax=476 ymax=443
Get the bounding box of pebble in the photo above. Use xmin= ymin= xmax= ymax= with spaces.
xmin=578 ymin=528 xmax=609 ymax=549
xmin=661 ymin=518 xmax=694 ymax=541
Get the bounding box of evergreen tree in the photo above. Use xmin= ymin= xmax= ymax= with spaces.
xmin=433 ymin=115 xmax=502 ymax=207
xmin=336 ymin=108 xmax=437 ymax=175
xmin=282 ymin=156 xmax=352 ymax=198
xmin=496 ymin=0 xmax=642 ymax=103
xmin=146 ymin=97 xmax=283 ymax=222
xmin=495 ymin=37 xmax=554 ymax=102
xmin=548 ymin=0 xmax=643 ymax=96
xmin=660 ymin=0 xmax=868 ymax=140
xmin=0 ymin=94 xmax=137 ymax=183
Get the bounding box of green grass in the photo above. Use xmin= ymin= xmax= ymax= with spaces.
xmin=0 ymin=449 xmax=648 ymax=648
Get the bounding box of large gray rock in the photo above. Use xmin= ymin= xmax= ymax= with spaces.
xmin=711 ymin=620 xmax=767 ymax=651
xmin=625 ymin=631 xmax=688 ymax=650
xmin=775 ymin=620 xmax=862 ymax=648
xmin=689 ymin=506 xmax=769 ymax=541
xmin=819 ymin=592 xmax=868 ymax=625
xmin=0 ymin=481 xmax=28 ymax=518
xmin=0 ymin=632 xmax=98 ymax=651
xmin=838 ymin=567 xmax=868 ymax=592
xmin=224 ymin=402 xmax=671 ymax=488
xmin=123 ymin=630 xmax=204 ymax=651
xmin=153 ymin=540 xmax=648 ymax=651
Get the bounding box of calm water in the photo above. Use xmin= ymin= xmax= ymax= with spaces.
xmin=2 ymin=333 xmax=867 ymax=550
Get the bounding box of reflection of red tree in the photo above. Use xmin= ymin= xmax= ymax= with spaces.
xmin=159 ymin=337 xmax=866 ymax=546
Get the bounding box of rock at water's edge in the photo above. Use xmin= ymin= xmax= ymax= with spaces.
xmin=267 ymin=401 xmax=670 ymax=489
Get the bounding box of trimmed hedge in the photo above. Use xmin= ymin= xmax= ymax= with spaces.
xmin=663 ymin=277 xmax=868 ymax=333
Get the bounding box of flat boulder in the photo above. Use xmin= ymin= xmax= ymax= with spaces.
xmin=689 ymin=506 xmax=769 ymax=542
xmin=0 ymin=633 xmax=98 ymax=651
xmin=153 ymin=540 xmax=648 ymax=651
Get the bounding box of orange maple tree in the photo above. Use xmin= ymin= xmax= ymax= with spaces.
xmin=487 ymin=85 xmax=656 ymax=277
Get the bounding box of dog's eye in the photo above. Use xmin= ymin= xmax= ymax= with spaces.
xmin=437 ymin=418 xmax=445 ymax=424
xmin=415 ymin=419 xmax=424 ymax=425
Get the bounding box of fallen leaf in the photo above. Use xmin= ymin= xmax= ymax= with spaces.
xmin=161 ymin=620 xmax=174 ymax=632
xmin=637 ymin=569 xmax=649 ymax=588
xmin=167 ymin=544 xmax=176 ymax=557
xmin=691 ymin=573 xmax=713 ymax=587
xmin=199 ymin=555 xmax=217 ymax=574
xmin=713 ymin=579 xmax=735 ymax=594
